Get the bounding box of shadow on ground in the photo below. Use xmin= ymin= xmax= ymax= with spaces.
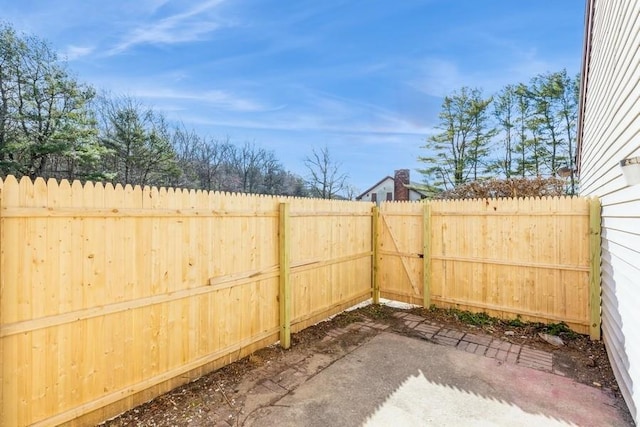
xmin=101 ymin=306 xmax=633 ymax=427
xmin=245 ymin=332 xmax=632 ymax=427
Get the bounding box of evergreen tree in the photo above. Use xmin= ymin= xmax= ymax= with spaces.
xmin=512 ymin=84 xmax=533 ymax=177
xmin=0 ymin=23 xmax=100 ymax=179
xmin=418 ymin=87 xmax=494 ymax=192
xmin=98 ymin=96 xmax=178 ymax=186
xmin=492 ymin=85 xmax=516 ymax=177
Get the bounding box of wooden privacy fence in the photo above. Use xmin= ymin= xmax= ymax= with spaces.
xmin=375 ymin=197 xmax=601 ymax=338
xmin=0 ymin=175 xmax=601 ymax=426
xmin=0 ymin=176 xmax=372 ymax=426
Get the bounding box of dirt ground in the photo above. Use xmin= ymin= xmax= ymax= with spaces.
xmin=100 ymin=304 xmax=623 ymax=426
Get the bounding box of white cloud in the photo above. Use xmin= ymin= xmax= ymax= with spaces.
xmin=507 ymin=49 xmax=562 ymax=81
xmin=410 ymin=58 xmax=466 ymax=98
xmin=410 ymin=51 xmax=570 ymax=99
xmin=131 ymin=87 xmax=270 ymax=112
xmin=145 ymin=0 xmax=171 ymax=13
xmin=109 ymin=0 xmax=227 ymax=54
xmin=62 ymin=45 xmax=95 ymax=60
xmin=178 ymin=104 xmax=435 ymax=137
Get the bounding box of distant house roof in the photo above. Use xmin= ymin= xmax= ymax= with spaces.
xmin=355 ymin=176 xmax=393 ymax=200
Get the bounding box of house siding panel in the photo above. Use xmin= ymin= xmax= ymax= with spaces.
xmin=579 ymin=0 xmax=640 ymax=422
xmin=409 ymin=191 xmax=423 ymax=201
xmin=357 ymin=177 xmax=394 ymax=203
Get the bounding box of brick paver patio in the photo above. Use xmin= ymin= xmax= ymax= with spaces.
xmin=320 ymin=311 xmax=555 ymax=374
xmin=390 ymin=311 xmax=554 ymax=372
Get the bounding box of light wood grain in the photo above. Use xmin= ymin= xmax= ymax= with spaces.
xmin=378 ymin=197 xmax=593 ymax=334
xmin=0 ymin=175 xmax=595 ymax=426
xmin=0 ymin=176 xmax=373 ymax=426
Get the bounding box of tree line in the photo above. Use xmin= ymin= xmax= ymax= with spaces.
xmin=0 ymin=23 xmax=345 ymax=197
xmin=3 ymin=22 xmax=579 ymax=200
xmin=419 ymin=70 xmax=579 ymax=195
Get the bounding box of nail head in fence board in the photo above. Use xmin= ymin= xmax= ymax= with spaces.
xmin=372 ymin=206 xmax=380 ymax=304
xmin=279 ymin=203 xmax=291 ymax=349
xmin=589 ymin=197 xmax=602 ymax=341
xmin=423 ymin=202 xmax=431 ymax=308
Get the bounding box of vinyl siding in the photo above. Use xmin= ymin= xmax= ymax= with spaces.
xmin=358 ymin=177 xmax=395 ymax=203
xmin=579 ymin=0 xmax=640 ymax=422
xmin=409 ymin=190 xmax=423 ymax=201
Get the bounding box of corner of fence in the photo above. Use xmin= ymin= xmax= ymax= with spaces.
xmin=588 ymin=197 xmax=602 ymax=341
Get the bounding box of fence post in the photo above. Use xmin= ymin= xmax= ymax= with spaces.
xmin=279 ymin=202 xmax=291 ymax=349
xmin=371 ymin=205 xmax=380 ymax=304
xmin=589 ymin=197 xmax=602 ymax=341
xmin=423 ymin=202 xmax=431 ymax=308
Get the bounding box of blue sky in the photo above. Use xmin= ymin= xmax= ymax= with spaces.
xmin=3 ymin=0 xmax=585 ymax=192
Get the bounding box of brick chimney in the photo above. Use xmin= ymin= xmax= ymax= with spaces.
xmin=394 ymin=169 xmax=410 ymax=201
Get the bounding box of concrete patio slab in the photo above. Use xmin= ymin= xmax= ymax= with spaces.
xmin=245 ymin=332 xmax=631 ymax=427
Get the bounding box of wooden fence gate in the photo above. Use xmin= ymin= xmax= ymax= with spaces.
xmin=375 ymin=197 xmax=601 ymax=338
xmin=374 ymin=203 xmax=428 ymax=306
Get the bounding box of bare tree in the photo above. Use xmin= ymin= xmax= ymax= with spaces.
xmin=171 ymin=127 xmax=232 ymax=190
xmin=304 ymin=146 xmax=348 ymax=199
xmin=344 ymin=184 xmax=360 ymax=200
xmin=260 ymin=151 xmax=285 ymax=195
xmin=170 ymin=125 xmax=202 ymax=188
xmin=198 ymin=137 xmax=232 ymax=191
xmin=231 ymin=141 xmax=266 ymax=193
